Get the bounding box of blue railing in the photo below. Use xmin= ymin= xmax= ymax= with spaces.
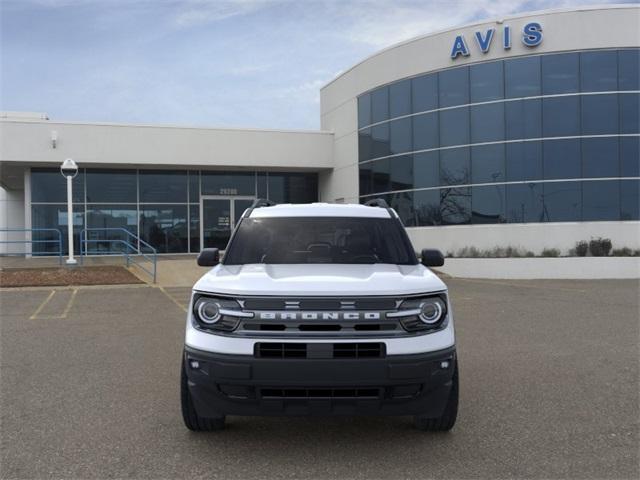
xmin=0 ymin=228 xmax=63 ymax=264
xmin=79 ymin=228 xmax=157 ymax=283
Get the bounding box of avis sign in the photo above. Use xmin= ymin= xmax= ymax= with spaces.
xmin=450 ymin=22 xmax=543 ymax=59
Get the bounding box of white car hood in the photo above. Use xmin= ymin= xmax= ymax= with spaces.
xmin=193 ymin=263 xmax=446 ymax=296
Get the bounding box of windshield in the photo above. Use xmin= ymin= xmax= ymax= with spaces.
xmin=223 ymin=217 xmax=418 ymax=265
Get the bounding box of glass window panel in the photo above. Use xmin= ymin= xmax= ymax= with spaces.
xmin=267 ymin=173 xmax=317 ymax=203
xmin=413 ymin=151 xmax=439 ymax=189
xmin=358 ymin=94 xmax=371 ymax=128
xmin=506 ymin=183 xmax=543 ymax=223
xmin=543 ymin=182 xmax=581 ymax=222
xmin=257 ymin=172 xmax=268 ymax=198
xmin=471 ymin=144 xmax=505 ymax=184
xmin=440 ymin=148 xmax=470 ymax=186
xmin=390 ymin=155 xmax=413 ymax=191
xmin=139 ymin=205 xmax=188 ymax=253
xmin=31 ymin=204 xmax=84 ymax=255
xmin=440 ymin=187 xmax=471 ymax=225
xmin=505 ymin=99 xmax=542 ymax=140
xmin=412 ymin=112 xmax=439 ymax=151
xmin=388 ymin=191 xmax=415 ymax=226
xmin=201 ymin=171 xmax=255 ymax=196
xmin=581 ymin=51 xmax=618 ymax=92
xmin=470 ymin=103 xmax=504 ymax=143
xmin=389 ymin=79 xmax=411 ymax=118
xmin=389 ymin=117 xmax=412 ymax=155
xmin=86 ymin=169 xmax=136 ymax=203
xmin=582 ymin=180 xmax=620 ymax=221
xmin=505 ymin=56 xmax=541 ymax=98
xmin=581 ymin=94 xmax=619 ymax=135
xmin=619 ymin=49 xmax=640 ymax=91
xmin=439 ymin=107 xmax=469 ymax=147
xmin=189 ymin=171 xmax=200 ymax=202
xmin=359 ymin=128 xmax=373 ymax=162
xmin=371 ymin=123 xmax=390 ymax=159
xmin=541 ymin=52 xmax=579 ymax=95
xmin=414 ymin=189 xmax=441 ymax=226
xmin=139 ymin=170 xmax=187 ymax=203
xmin=85 ymin=205 xmax=138 ymax=254
xmin=359 ymin=163 xmax=373 ymax=197
xmin=620 ymin=93 xmax=639 ymax=134
xmin=190 ymin=205 xmax=200 ymax=252
xmin=371 ymin=159 xmax=390 ymax=193
xmin=470 ymin=61 xmax=504 ymax=102
xmin=542 ymin=96 xmax=580 ymax=137
xmin=621 ymin=137 xmax=640 ymax=177
xmin=506 ymin=141 xmax=543 ymax=182
xmin=543 ymin=139 xmax=581 ymax=180
xmin=439 ymin=67 xmax=469 ymax=108
xmin=371 ymin=87 xmax=389 ymax=123
xmin=31 ymin=168 xmax=85 ymax=203
xmin=582 ymin=137 xmax=619 ymax=178
xmin=620 ymin=180 xmax=639 ymax=220
xmin=471 ymin=185 xmax=505 ymax=224
xmin=412 ymin=73 xmax=438 ymax=113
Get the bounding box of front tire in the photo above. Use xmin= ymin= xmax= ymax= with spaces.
xmin=414 ymin=362 xmax=459 ymax=431
xmin=181 ymin=360 xmax=226 ymax=431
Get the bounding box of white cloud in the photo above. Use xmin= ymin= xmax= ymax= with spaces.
xmin=172 ymin=0 xmax=279 ymax=28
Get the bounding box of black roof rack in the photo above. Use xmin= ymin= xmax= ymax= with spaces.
xmin=364 ymin=198 xmax=390 ymax=209
xmin=244 ymin=198 xmax=276 ymax=218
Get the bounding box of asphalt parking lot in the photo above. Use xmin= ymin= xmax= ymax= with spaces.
xmin=1 ymin=278 xmax=638 ymax=479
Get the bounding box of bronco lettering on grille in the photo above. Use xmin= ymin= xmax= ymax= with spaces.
xmin=256 ymin=312 xmax=382 ymax=321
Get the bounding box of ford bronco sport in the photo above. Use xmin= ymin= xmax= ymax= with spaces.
xmin=181 ymin=199 xmax=458 ymax=431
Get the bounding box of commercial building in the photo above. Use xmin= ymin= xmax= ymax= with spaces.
xmin=1 ymin=5 xmax=638 ymax=256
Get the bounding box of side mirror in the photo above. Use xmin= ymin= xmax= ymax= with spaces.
xmin=421 ymin=248 xmax=444 ymax=267
xmin=197 ymin=248 xmax=220 ymax=267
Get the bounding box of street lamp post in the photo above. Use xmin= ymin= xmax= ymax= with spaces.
xmin=60 ymin=158 xmax=78 ymax=265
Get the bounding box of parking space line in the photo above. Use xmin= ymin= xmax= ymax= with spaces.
xmin=59 ymin=289 xmax=78 ymax=318
xmin=29 ymin=290 xmax=56 ymax=319
xmin=158 ymin=286 xmax=188 ymax=313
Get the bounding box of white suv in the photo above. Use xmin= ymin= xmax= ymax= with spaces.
xmin=181 ymin=199 xmax=458 ymax=431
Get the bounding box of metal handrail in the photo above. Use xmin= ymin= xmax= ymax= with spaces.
xmin=0 ymin=228 xmax=63 ymax=264
xmin=80 ymin=228 xmax=157 ymax=283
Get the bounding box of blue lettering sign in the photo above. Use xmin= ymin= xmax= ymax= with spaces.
xmin=503 ymin=25 xmax=512 ymax=50
xmin=522 ymin=22 xmax=543 ymax=47
xmin=450 ymin=35 xmax=470 ymax=59
xmin=474 ymin=29 xmax=495 ymax=53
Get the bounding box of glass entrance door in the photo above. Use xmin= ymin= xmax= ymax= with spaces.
xmin=200 ymin=196 xmax=254 ymax=250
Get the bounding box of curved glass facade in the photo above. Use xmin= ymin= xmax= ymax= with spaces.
xmin=358 ymin=49 xmax=640 ymax=226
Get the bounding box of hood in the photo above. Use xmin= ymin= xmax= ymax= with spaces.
xmin=193 ymin=263 xmax=446 ymax=297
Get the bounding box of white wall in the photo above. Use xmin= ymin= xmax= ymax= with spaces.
xmin=0 ymin=186 xmax=25 ymax=254
xmin=406 ymin=221 xmax=640 ymax=256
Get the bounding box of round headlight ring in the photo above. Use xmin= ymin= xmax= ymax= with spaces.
xmin=196 ymin=299 xmax=221 ymax=324
xmin=419 ymin=299 xmax=443 ymax=325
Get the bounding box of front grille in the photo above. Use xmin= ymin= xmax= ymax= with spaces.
xmin=255 ymin=342 xmax=385 ymax=359
xmin=241 ymin=297 xmax=398 ymax=311
xmin=260 ymin=387 xmax=382 ymax=399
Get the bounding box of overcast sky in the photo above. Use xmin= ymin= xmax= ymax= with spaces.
xmin=1 ymin=0 xmax=635 ymax=130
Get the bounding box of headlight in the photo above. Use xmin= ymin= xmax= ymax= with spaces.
xmin=192 ymin=294 xmax=253 ymax=331
xmin=418 ymin=298 xmax=445 ymax=325
xmin=388 ymin=294 xmax=448 ymax=332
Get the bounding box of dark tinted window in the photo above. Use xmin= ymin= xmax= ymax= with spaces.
xmin=620 ymin=180 xmax=639 ymax=220
xmin=359 ymin=129 xmax=373 ymax=162
xmin=543 ymin=139 xmax=581 ymax=180
xmin=543 ymin=182 xmax=581 ymax=222
xmin=541 ymin=53 xmax=579 ymax=94
xmin=581 ymin=51 xmax=618 ymax=92
xmin=412 ymin=74 xmax=438 ymax=112
xmin=440 ymin=148 xmax=470 ymax=186
xmin=470 ymin=102 xmax=504 ymax=143
xmin=86 ymin=169 xmax=136 ymax=203
xmin=139 ymin=205 xmax=188 ymax=253
xmin=224 ymin=217 xmax=417 ymax=265
xmin=620 ymin=93 xmax=639 ymax=134
xmin=371 ymin=87 xmax=389 ymax=123
xmin=389 ymin=117 xmax=412 ymax=155
xmin=471 ymin=144 xmax=505 ymax=184
xmin=414 ymin=151 xmax=439 ymax=189
xmin=390 ymin=155 xmax=413 ymax=191
xmin=268 ymin=173 xmax=317 ymax=203
xmin=542 ymin=96 xmax=580 ymax=137
xmin=189 ymin=205 xmax=200 ymax=253
xmin=358 ymin=94 xmax=371 ymax=128
xmin=359 ymin=163 xmax=372 ymax=196
xmin=414 ymin=189 xmax=441 ymax=226
xmin=257 ymin=172 xmax=268 ymax=198
xmin=582 ymin=137 xmax=619 ymax=178
xmin=440 ymin=187 xmax=471 ymax=225
xmin=505 ymin=99 xmax=542 ymax=140
xmin=389 ymin=79 xmax=411 ymax=118
xmin=139 ymin=170 xmax=187 ymax=203
xmin=371 ymin=123 xmax=390 ymax=158
xmin=202 ymin=171 xmax=255 ymax=196
xmin=31 ymin=204 xmax=84 ymax=255
xmin=87 ymin=205 xmax=137 ymax=231
xmin=506 ymin=183 xmax=543 ymax=223
xmin=439 ymin=67 xmax=469 ymax=107
xmin=439 ymin=107 xmax=469 ymax=147
xmin=32 ymin=168 xmax=84 ymax=203
xmin=506 ymin=142 xmax=543 ymax=181
xmin=472 ymin=185 xmax=505 ymax=224
xmin=505 ymin=56 xmax=541 ymax=98
xmin=389 ymin=191 xmax=415 ymax=226
xmin=372 ymin=159 xmax=390 ymax=193
xmin=618 ymin=49 xmax=640 ymax=90
xmin=581 ymin=94 xmax=619 ymax=135
xmin=621 ymin=137 xmax=640 ymax=177
xmin=189 ymin=171 xmax=200 ymax=203
xmin=470 ymin=61 xmax=504 ymax=102
xmin=412 ymin=112 xmax=439 ymax=151
xmin=583 ymin=180 xmax=620 ymax=221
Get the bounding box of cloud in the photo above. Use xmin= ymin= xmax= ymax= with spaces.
xmin=172 ymin=0 xmax=278 ymax=28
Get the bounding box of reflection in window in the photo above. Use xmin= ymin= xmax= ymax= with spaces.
xmin=371 ymin=123 xmax=390 ymax=159
xmin=31 ymin=204 xmax=84 ymax=255
xmin=543 ymin=139 xmax=581 ymax=180
xmin=472 ymin=185 xmax=505 ymax=224
xmin=471 ymin=144 xmax=505 ymax=184
xmin=413 ymin=189 xmax=441 ymax=226
xmin=389 ymin=79 xmax=411 ymax=118
xmin=621 ymin=180 xmax=639 ymax=220
xmin=372 ymin=159 xmax=390 ymax=193
xmin=439 ymin=107 xmax=469 ymax=147
xmin=440 ymin=148 xmax=470 ymax=186
xmin=620 ymin=93 xmax=639 ymax=134
xmin=505 ymin=56 xmax=541 ymax=98
xmin=506 ymin=183 xmax=543 ymax=223
xmin=414 ymin=151 xmax=439 ymax=189
xmin=470 ymin=61 xmax=504 ymax=102
xmin=139 ymin=170 xmax=187 ymax=203
xmin=581 ymin=51 xmax=618 ymax=92
xmin=440 ymin=187 xmax=471 ymax=225
xmin=412 ymin=112 xmax=439 ymax=151
xmin=32 ymin=168 xmax=85 ymax=203
xmin=541 ymin=53 xmax=579 ymax=95
xmin=506 ymin=142 xmax=543 ymax=182
xmin=505 ymin=99 xmax=542 ymax=140
xmin=359 ymin=129 xmax=373 ymax=162
xmin=189 ymin=171 xmax=200 ymax=202
xmin=621 ymin=137 xmax=640 ymax=177
xmin=257 ymin=172 xmax=268 ymax=198
xmin=371 ymin=87 xmax=389 ymax=123
xmin=470 ymin=103 xmax=504 ymax=143
xmin=439 ymin=67 xmax=469 ymax=108
xmin=389 ymin=191 xmax=415 ymax=226
xmin=202 ymin=172 xmax=255 ymax=196
xmin=618 ymin=49 xmax=640 ymax=91
xmin=267 ymin=173 xmax=317 ymax=203
xmin=583 ymin=180 xmax=620 ymax=221
xmin=359 ymin=163 xmax=373 ymax=196
xmin=582 ymin=138 xmax=619 ymax=178
xmin=412 ymin=74 xmax=438 ymax=113
xmin=140 ymin=205 xmax=188 ymax=253
xmin=189 ymin=205 xmax=200 ymax=253
xmin=86 ymin=205 xmax=138 ymax=253
xmin=389 ymin=117 xmax=412 ymax=155
xmin=358 ymin=94 xmax=371 ymax=128
xmin=86 ymin=169 xmax=136 ymax=203
xmin=390 ymin=155 xmax=413 ymax=191
xmin=542 ymin=96 xmax=580 ymax=137
xmin=581 ymin=94 xmax=619 ymax=135
xmin=543 ymin=182 xmax=581 ymax=222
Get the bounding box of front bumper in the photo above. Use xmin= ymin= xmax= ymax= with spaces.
xmin=184 ymin=346 xmax=456 ymax=417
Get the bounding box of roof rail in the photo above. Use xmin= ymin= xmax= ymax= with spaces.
xmin=244 ymin=198 xmax=276 ymax=218
xmin=364 ymin=198 xmax=390 ymax=209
